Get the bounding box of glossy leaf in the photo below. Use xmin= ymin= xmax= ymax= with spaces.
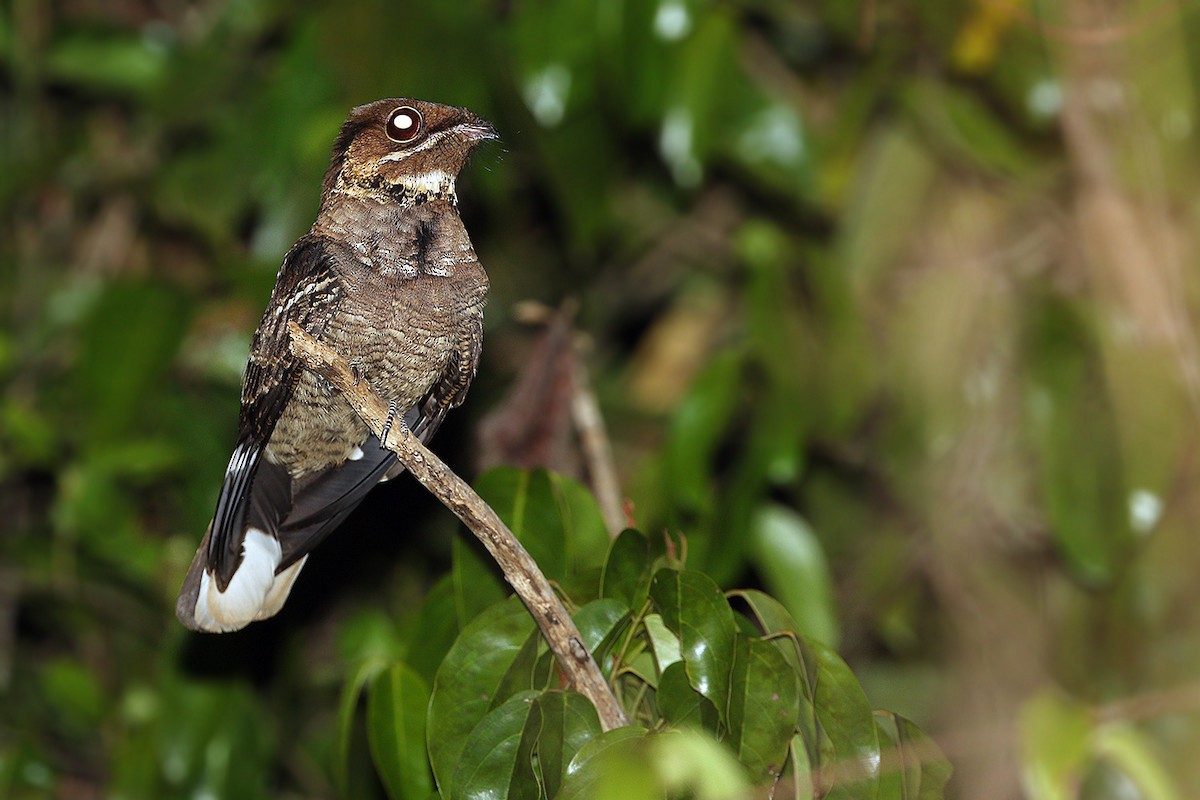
xmin=475 ymin=468 xmax=564 ymax=579
xmin=574 ymin=598 xmax=630 ymax=653
xmin=787 ymin=734 xmax=816 ymax=800
xmin=452 ymin=534 xmax=508 ymax=629
xmin=533 ymin=691 xmax=603 ymax=799
xmin=800 ymin=638 xmax=882 ymax=799
xmin=573 ymin=598 xmax=632 ymax=680
xmin=601 ymin=528 xmax=654 ymax=609
xmin=899 ymin=716 xmax=952 ymax=799
xmin=428 ymin=598 xmax=536 ymax=792
xmin=650 ymin=569 xmax=737 ymax=723
xmin=475 ymin=467 xmax=610 ymax=580
xmin=562 ymin=726 xmax=652 ymax=800
xmin=367 ymin=664 xmax=433 ymax=800
xmin=729 ymin=589 xmax=811 ymax=687
xmin=726 ymin=633 xmax=800 ymax=781
xmin=657 ymin=661 xmax=719 ymax=732
xmin=748 ymin=504 xmax=838 ymax=646
xmin=873 ymin=717 xmax=907 ymax=800
xmin=643 ymin=613 xmax=682 ymax=673
xmin=491 ymin=628 xmax=545 ymax=711
xmin=449 ymin=692 xmax=540 ymax=800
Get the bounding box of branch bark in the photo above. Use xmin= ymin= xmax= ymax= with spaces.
xmin=287 ymin=321 xmax=629 ymax=731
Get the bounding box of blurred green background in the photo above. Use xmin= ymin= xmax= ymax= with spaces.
xmin=4 ymin=0 xmax=1200 ymax=797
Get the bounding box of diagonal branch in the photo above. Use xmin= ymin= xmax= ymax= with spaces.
xmin=287 ymin=321 xmax=628 ymax=731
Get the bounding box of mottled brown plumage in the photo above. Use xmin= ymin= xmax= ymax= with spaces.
xmin=177 ymin=99 xmax=495 ymax=632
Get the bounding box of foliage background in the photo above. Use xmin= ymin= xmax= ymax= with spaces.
xmin=4 ymin=0 xmax=1200 ymax=797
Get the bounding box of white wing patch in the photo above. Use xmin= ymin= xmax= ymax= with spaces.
xmin=192 ymin=528 xmax=293 ymax=633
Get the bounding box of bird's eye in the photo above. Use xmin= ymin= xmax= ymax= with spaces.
xmin=385 ymin=106 xmax=423 ymax=143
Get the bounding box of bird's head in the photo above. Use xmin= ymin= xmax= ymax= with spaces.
xmin=322 ymin=98 xmax=498 ymax=204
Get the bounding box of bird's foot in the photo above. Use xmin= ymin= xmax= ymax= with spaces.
xmin=380 ymin=401 xmax=409 ymax=446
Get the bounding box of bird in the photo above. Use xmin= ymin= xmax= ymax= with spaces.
xmin=176 ymin=98 xmax=497 ymax=632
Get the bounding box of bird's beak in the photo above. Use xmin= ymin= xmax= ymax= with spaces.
xmin=457 ymin=119 xmax=500 ymax=143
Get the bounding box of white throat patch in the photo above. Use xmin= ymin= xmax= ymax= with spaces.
xmin=396 ymin=169 xmax=455 ymax=199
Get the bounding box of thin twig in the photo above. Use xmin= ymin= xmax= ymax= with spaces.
xmin=287 ymin=321 xmax=629 ymax=731
xmin=569 ymin=339 xmax=625 ymax=537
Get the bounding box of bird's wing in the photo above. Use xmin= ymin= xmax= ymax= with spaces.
xmin=279 ymin=300 xmax=484 ymax=561
xmin=177 ymin=235 xmax=397 ymax=631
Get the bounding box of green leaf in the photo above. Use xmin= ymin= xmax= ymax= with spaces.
xmin=726 ymin=633 xmax=801 ymax=781
xmin=491 ymin=628 xmax=544 ymax=710
xmin=428 ymin=597 xmax=536 ymax=792
xmin=899 ymin=716 xmax=951 ymax=800
xmin=650 ymin=569 xmax=737 ymax=723
xmin=334 ymin=658 xmax=387 ymax=797
xmin=574 ymin=598 xmax=630 ymax=653
xmin=601 ymin=529 xmax=654 ymax=609
xmin=405 ymin=575 xmax=463 ymax=685
xmin=573 ymin=599 xmax=632 ymax=680
xmin=475 ymin=468 xmax=610 ymax=580
xmin=368 ymin=664 xmax=434 ymax=800
xmin=1024 ymin=297 xmax=1132 ymax=585
xmin=748 ymin=504 xmax=838 ymax=646
xmin=657 ymin=661 xmax=719 ymax=731
xmin=73 ymin=282 xmax=189 ymax=445
xmin=549 ymin=471 xmax=613 ymax=572
xmin=337 ymin=610 xmax=405 ymax=666
xmin=562 ymin=728 xmax=752 ymax=800
xmin=449 ymin=692 xmax=540 ymax=800
xmin=873 ymin=717 xmax=907 ymax=800
xmin=904 ymin=79 xmax=1030 ymax=175
xmin=562 ymin=727 xmax=652 ymax=800
xmin=110 ymin=678 xmax=273 ymax=799
xmin=475 ymin=469 xmax=559 ymax=576
xmin=801 ymin=638 xmax=881 ymax=799
xmin=877 ymin=711 xmax=952 ymax=799
xmin=46 ymin=31 xmax=168 ymax=95
xmin=452 ymin=534 xmax=508 ymax=629
xmin=644 ymin=613 xmax=682 ymax=674
xmin=649 ymin=729 xmax=753 ymax=799
xmin=667 ymin=8 xmax=739 ymax=170
xmin=728 ymin=589 xmax=810 ymax=687
xmin=727 ymin=590 xmax=825 ymax=770
xmin=39 ymin=658 xmax=104 ymax=730
xmin=663 ymin=353 xmax=742 ymax=514
xmin=534 ymin=691 xmax=603 ymax=799
xmin=1092 ymin=724 xmax=1181 ymax=800
xmin=621 ymin=648 xmax=659 ymax=690
xmin=1018 ymin=690 xmax=1092 ymax=800
xmin=787 ymin=734 xmax=816 ymax=800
